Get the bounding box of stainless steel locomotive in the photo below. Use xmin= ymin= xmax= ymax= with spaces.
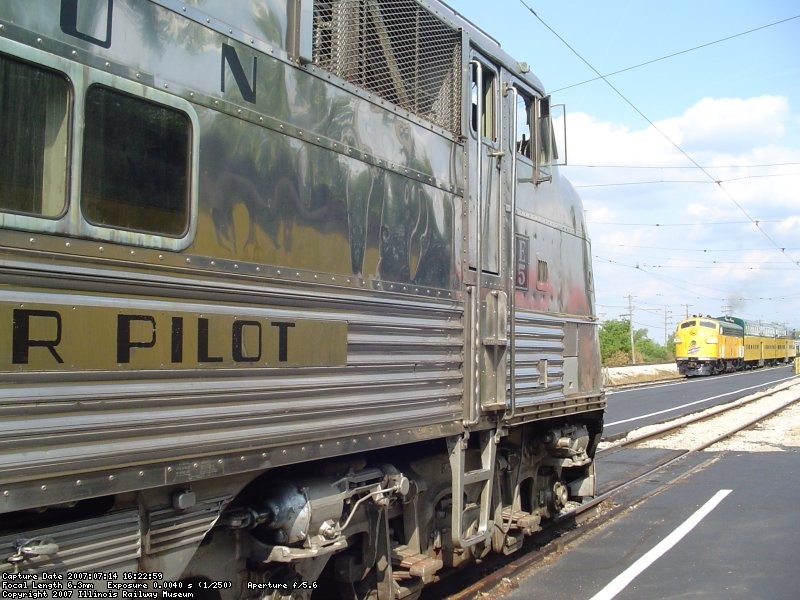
xmin=0 ymin=1 xmax=604 ymax=597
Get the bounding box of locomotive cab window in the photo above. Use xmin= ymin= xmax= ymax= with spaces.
xmin=470 ymin=62 xmax=496 ymax=141
xmin=535 ymin=95 xmax=556 ymax=182
xmin=720 ymin=323 xmax=741 ymax=336
xmin=81 ymin=86 xmax=191 ymax=237
xmin=0 ymin=55 xmax=70 ymax=218
xmin=515 ymin=90 xmax=533 ymax=159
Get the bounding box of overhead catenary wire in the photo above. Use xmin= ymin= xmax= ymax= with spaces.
xmin=591 ymin=220 xmax=784 ymax=226
xmin=516 ymin=0 xmax=800 ymax=271
xmin=640 ymin=264 xmax=800 ymax=271
xmin=594 ymin=255 xmax=730 ymax=298
xmin=602 ymin=244 xmax=800 ymax=253
xmin=572 ymin=162 xmax=800 ymax=188
xmin=574 ymin=172 xmax=800 ymax=188
xmin=550 ymin=14 xmax=800 ymax=93
xmin=596 ymin=255 xmax=800 ymax=299
xmin=572 ymin=161 xmax=800 ymax=170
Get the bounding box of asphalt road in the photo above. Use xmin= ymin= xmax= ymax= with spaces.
xmin=602 ymin=365 xmax=799 ymax=439
xmin=503 ymin=450 xmax=800 ymax=600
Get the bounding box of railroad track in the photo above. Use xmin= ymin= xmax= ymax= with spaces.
xmin=424 ymin=377 xmax=800 ymax=600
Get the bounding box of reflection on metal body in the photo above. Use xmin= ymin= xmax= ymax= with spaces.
xmin=0 ymin=0 xmax=604 ymax=594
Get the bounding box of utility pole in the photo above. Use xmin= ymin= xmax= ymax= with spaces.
xmin=627 ymin=294 xmax=636 ymax=365
xmin=682 ymin=304 xmax=691 ymax=319
xmin=664 ymin=306 xmax=672 ymax=347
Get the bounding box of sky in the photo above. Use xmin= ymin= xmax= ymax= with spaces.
xmin=446 ymin=0 xmax=800 ymax=342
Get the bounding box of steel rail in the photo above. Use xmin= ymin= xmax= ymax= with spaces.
xmin=598 ymin=376 xmax=800 ymax=454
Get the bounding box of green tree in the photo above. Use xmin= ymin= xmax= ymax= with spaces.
xmin=599 ymin=319 xmax=632 ymax=365
xmin=599 ymin=319 xmax=672 ymax=365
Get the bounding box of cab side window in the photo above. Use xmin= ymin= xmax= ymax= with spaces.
xmin=0 ymin=55 xmax=69 ymax=218
xmin=470 ymin=62 xmax=496 ymax=141
xmin=81 ymin=86 xmax=191 ymax=237
xmin=515 ymin=91 xmax=533 ymax=159
xmin=535 ymin=96 xmax=555 ymax=182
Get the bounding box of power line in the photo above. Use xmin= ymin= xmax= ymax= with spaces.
xmin=718 ymin=172 xmax=800 ymax=183
xmin=595 ymin=255 xmax=800 ymax=304
xmin=596 ymin=243 xmax=800 ymax=253
xmin=618 ymin=258 xmax=796 ymax=267
xmin=517 ymin=0 xmax=800 ymax=271
xmin=572 ymin=162 xmax=800 ymax=170
xmin=592 ymin=255 xmax=800 ymax=300
xmin=574 ymin=180 xmax=709 ymax=188
xmin=550 ymin=14 xmax=800 ymax=92
xmin=598 ymin=253 xmax=800 ymax=272
xmin=573 ymin=172 xmax=800 ymax=188
xmin=592 ymin=220 xmax=784 ymax=227
xmin=641 ymin=264 xmax=800 ymax=271
xmin=594 ymin=255 xmax=730 ymax=297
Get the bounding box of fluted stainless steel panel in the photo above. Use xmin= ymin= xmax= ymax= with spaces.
xmin=511 ymin=311 xmax=566 ymax=406
xmin=148 ymin=496 xmax=231 ymax=556
xmin=0 ymin=268 xmax=464 ymax=507
xmin=0 ymin=511 xmax=140 ymax=574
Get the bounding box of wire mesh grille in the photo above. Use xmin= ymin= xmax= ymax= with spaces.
xmin=313 ymin=0 xmax=462 ymax=135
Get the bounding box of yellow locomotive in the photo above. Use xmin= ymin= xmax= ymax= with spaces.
xmin=674 ymin=316 xmax=744 ymax=376
xmin=675 ymin=315 xmax=794 ymax=376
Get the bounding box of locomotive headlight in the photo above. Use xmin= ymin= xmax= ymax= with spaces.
xmin=706 ymin=336 xmax=718 ymax=344
xmin=673 ymin=337 xmax=681 ymax=344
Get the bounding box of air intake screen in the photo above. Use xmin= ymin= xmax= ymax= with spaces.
xmin=313 ymin=0 xmax=462 ymax=135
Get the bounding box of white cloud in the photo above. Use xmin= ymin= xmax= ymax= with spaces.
xmin=775 ymin=216 xmax=800 ymax=235
xmin=566 ymin=95 xmax=800 ymax=332
xmin=659 ymin=96 xmax=789 ymax=154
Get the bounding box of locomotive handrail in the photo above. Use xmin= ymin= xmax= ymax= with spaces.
xmin=465 ymin=59 xmax=483 ymax=427
xmin=505 ymin=83 xmax=519 ymax=420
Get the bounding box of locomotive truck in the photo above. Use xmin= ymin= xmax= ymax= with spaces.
xmin=0 ymin=1 xmax=604 ymax=597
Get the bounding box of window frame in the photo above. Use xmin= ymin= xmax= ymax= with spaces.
xmin=0 ymin=43 xmax=74 ymax=235
xmin=0 ymin=52 xmax=71 ymax=221
xmin=76 ymin=71 xmax=199 ymax=250
xmin=511 ymin=83 xmax=535 ymax=162
xmin=0 ymin=39 xmax=198 ymax=251
xmin=534 ymin=95 xmax=556 ymax=183
xmin=80 ymin=84 xmax=193 ymax=239
xmin=469 ymin=58 xmax=499 ymax=144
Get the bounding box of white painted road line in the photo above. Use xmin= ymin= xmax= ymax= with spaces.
xmin=588 ymin=489 xmax=733 ymax=600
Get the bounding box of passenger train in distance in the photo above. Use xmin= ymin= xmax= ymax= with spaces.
xmin=674 ymin=315 xmax=794 ymax=377
xmin=0 ymin=0 xmax=605 ymax=596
